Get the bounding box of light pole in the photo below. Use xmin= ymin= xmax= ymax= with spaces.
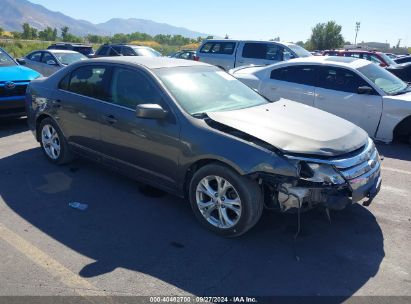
xmin=355 ymin=22 xmax=361 ymax=46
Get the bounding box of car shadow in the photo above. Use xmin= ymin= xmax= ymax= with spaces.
xmin=0 ymin=148 xmax=385 ymax=299
xmin=0 ymin=118 xmax=29 ymax=138
xmin=376 ymin=142 xmax=411 ymax=162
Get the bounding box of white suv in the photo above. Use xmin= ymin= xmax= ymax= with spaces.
xmin=195 ymin=40 xmax=312 ymax=70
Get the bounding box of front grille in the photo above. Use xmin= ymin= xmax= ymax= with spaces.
xmin=285 ymin=138 xmax=381 ymax=184
xmin=0 ymin=84 xmax=27 ymax=98
xmin=337 ymin=145 xmax=379 ymax=180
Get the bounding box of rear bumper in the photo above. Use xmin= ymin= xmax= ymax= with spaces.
xmin=0 ymin=96 xmax=26 ymax=118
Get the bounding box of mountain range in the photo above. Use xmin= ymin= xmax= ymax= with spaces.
xmin=0 ymin=0 xmax=209 ymax=38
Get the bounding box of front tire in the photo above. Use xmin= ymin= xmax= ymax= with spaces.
xmin=189 ymin=163 xmax=263 ymax=237
xmin=39 ymin=118 xmax=72 ymax=165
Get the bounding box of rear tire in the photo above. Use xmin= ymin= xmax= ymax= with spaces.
xmin=189 ymin=163 xmax=263 ymax=237
xmin=39 ymin=118 xmax=73 ymax=165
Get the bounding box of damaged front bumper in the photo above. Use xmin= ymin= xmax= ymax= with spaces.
xmin=265 ymin=138 xmax=382 ymax=211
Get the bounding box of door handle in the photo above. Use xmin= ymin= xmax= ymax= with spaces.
xmin=103 ymin=114 xmax=118 ymax=124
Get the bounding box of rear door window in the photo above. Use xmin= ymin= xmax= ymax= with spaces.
xmin=270 ymin=65 xmax=317 ymax=86
xmin=318 ymin=67 xmax=369 ymax=93
xmin=242 ymin=43 xmax=284 ymax=60
xmin=200 ymin=42 xmax=236 ymax=55
xmin=68 ymin=65 xmax=111 ymax=101
xmin=242 ymin=43 xmax=267 ymax=59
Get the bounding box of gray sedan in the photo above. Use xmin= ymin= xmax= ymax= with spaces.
xmin=26 ymin=57 xmax=381 ymax=237
xmin=19 ymin=50 xmax=87 ymax=76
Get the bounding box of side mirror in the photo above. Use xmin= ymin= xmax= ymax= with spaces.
xmin=17 ymin=58 xmax=26 ymax=65
xmin=358 ymin=86 xmax=374 ymax=95
xmin=46 ymin=60 xmax=57 ymax=66
xmin=136 ymin=104 xmax=167 ymax=119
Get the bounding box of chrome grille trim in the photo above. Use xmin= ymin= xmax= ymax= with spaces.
xmin=339 ymin=149 xmax=379 ymax=180
xmin=285 ymin=138 xmax=381 ymax=182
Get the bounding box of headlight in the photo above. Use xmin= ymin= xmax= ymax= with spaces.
xmin=300 ymin=162 xmax=346 ymax=185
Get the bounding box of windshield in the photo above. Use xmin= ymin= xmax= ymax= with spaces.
xmin=287 ymin=44 xmax=312 ymax=58
xmin=358 ymin=63 xmax=409 ymax=95
xmin=0 ymin=48 xmax=17 ymax=67
xmin=133 ymin=47 xmax=162 ymax=57
xmin=155 ymin=66 xmax=268 ymax=115
xmin=54 ymin=52 xmax=88 ymax=65
xmin=379 ymin=53 xmax=398 ymax=66
xmin=73 ymin=47 xmax=94 ymax=55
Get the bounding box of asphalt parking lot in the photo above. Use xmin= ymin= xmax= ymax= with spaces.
xmin=0 ymin=119 xmax=410 ymax=300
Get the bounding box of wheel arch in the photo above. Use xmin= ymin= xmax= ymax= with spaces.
xmin=393 ymin=115 xmax=411 ymax=142
xmin=35 ymin=114 xmax=54 ymax=141
xmin=35 ymin=114 xmax=64 ymax=142
xmin=182 ymin=158 xmax=245 ymax=198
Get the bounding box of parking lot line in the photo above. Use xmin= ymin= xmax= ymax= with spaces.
xmin=382 ymin=167 xmax=411 ymax=176
xmin=381 ymin=185 xmax=410 ymax=197
xmin=0 ymin=223 xmax=106 ymax=297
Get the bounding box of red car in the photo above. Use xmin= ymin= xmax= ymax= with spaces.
xmin=323 ymin=49 xmax=411 ymax=82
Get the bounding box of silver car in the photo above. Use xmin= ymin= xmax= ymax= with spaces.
xmin=19 ymin=50 xmax=88 ymax=76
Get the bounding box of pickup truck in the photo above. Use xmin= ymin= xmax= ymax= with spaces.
xmin=195 ymin=39 xmax=312 ymax=70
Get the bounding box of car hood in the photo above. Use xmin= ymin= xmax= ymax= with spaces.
xmin=207 ymin=99 xmax=368 ymax=157
xmin=387 ymin=62 xmax=411 ymax=70
xmin=384 ymin=91 xmax=411 ymax=104
xmin=0 ymin=65 xmax=41 ymax=82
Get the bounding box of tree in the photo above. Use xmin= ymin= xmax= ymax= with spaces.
xmin=38 ymin=27 xmax=58 ymax=41
xmin=111 ymin=33 xmax=129 ymax=44
xmin=86 ymin=34 xmax=104 ymax=44
xmin=0 ymin=27 xmax=4 ymax=37
xmin=11 ymin=31 xmax=22 ymax=39
xmin=308 ymin=21 xmax=344 ymax=50
xmin=21 ymin=23 xmax=37 ymax=39
xmin=61 ymin=26 xmax=69 ymax=40
xmin=64 ymin=33 xmax=83 ymax=43
xmin=22 ymin=23 xmax=31 ymax=39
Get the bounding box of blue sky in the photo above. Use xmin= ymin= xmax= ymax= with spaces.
xmin=30 ymin=0 xmax=411 ymax=47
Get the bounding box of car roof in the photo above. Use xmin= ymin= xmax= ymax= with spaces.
xmin=50 ymin=43 xmax=91 ymax=47
xmin=275 ymin=56 xmax=372 ymax=69
xmin=46 ymin=50 xmax=81 ymax=54
xmin=324 ymin=49 xmax=383 ymax=55
xmin=103 ymin=44 xmax=152 ymax=48
xmin=202 ymin=39 xmax=296 ymax=46
xmin=88 ymin=56 xmax=210 ymax=69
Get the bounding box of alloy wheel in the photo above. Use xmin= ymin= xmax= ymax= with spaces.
xmin=41 ymin=124 xmax=61 ymax=160
xmin=196 ymin=175 xmax=242 ymax=229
